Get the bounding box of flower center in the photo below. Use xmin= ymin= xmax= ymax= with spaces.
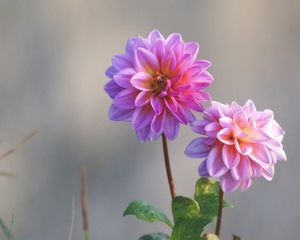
xmin=152 ymin=73 xmax=167 ymax=95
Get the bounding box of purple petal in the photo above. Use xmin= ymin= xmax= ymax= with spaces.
xmin=104 ymin=80 xmax=123 ymax=98
xmin=261 ymin=165 xmax=275 ymax=181
xmin=113 ymin=88 xmax=138 ymax=109
xmin=105 ymin=66 xmax=117 ymax=78
xmin=220 ymin=172 xmax=240 ymax=192
xmin=112 ymin=54 xmax=132 ymax=70
xmin=164 ymin=96 xmax=178 ymax=112
xmin=184 ymin=42 xmax=199 ymax=61
xmin=163 ymin=111 xmax=180 ymax=140
xmin=206 ymin=144 xmax=228 ymax=177
xmin=162 ymin=51 xmax=177 ymax=76
xmin=150 ymin=95 xmax=164 ymax=114
xmin=109 ymin=104 xmax=134 ymax=121
xmin=151 ymin=110 xmax=166 ymax=134
xmin=198 ymin=160 xmax=210 ymax=177
xmin=185 ymin=137 xmax=211 ymax=158
xmin=234 ymin=139 xmax=253 ymax=155
xmin=113 ymin=68 xmax=136 ymax=88
xmin=240 ymin=179 xmax=252 ymax=192
xmin=132 ymin=106 xmax=155 ymax=130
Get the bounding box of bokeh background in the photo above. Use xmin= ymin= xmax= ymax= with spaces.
xmin=0 ymin=0 xmax=299 ymax=239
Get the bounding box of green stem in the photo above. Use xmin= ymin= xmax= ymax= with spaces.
xmin=81 ymin=166 xmax=90 ymax=240
xmin=161 ymin=134 xmax=176 ymax=199
xmin=215 ymin=186 xmax=224 ymax=237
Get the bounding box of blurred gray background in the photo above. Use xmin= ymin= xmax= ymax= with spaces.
xmin=0 ymin=0 xmax=298 ymax=239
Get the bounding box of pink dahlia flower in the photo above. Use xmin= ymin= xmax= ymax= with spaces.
xmin=104 ymin=30 xmax=213 ymax=141
xmin=185 ymin=100 xmax=286 ymax=192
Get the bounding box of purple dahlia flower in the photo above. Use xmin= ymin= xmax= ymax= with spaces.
xmin=105 ymin=30 xmax=213 ymax=142
xmin=185 ymin=100 xmax=286 ymax=192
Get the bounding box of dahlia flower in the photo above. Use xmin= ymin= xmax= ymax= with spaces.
xmin=104 ymin=30 xmax=213 ymax=141
xmin=185 ymin=100 xmax=286 ymax=192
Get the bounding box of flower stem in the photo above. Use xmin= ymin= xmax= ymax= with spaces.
xmin=161 ymin=134 xmax=176 ymax=199
xmin=215 ymin=186 xmax=224 ymax=237
xmin=80 ymin=166 xmax=90 ymax=240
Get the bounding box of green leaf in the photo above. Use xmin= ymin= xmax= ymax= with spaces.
xmin=194 ymin=177 xmax=231 ymax=228
xmin=138 ymin=232 xmax=170 ymax=240
xmin=171 ymin=219 xmax=203 ymax=240
xmin=172 ymin=196 xmax=200 ymax=224
xmin=123 ymin=200 xmax=174 ymax=228
xmin=0 ymin=217 xmax=16 ymax=240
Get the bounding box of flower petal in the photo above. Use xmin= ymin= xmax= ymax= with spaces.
xmin=163 ymin=111 xmax=180 ymax=140
xmin=131 ymin=72 xmax=153 ymax=91
xmin=113 ymin=68 xmax=136 ymax=88
xmin=150 ymin=95 xmax=164 ymax=114
xmin=234 ymin=139 xmax=253 ymax=155
xmin=220 ymin=172 xmax=240 ymax=192
xmin=222 ymin=145 xmax=240 ymax=169
xmin=206 ymin=144 xmax=228 ymax=177
xmin=109 ymin=104 xmax=134 ymax=121
xmin=151 ymin=110 xmax=166 ymax=134
xmin=112 ymin=54 xmax=132 ymax=70
xmin=135 ymin=91 xmax=152 ymax=107
xmin=248 ymin=144 xmax=272 ymax=166
xmin=136 ymin=48 xmax=160 ymax=74
xmin=132 ymin=106 xmax=155 ymax=130
xmin=185 ymin=137 xmax=211 ymax=158
xmin=113 ymin=88 xmax=138 ymax=109
xmin=231 ymin=155 xmax=252 ymax=181
xmin=217 ymin=128 xmax=234 ymax=145
xmin=198 ymin=160 xmax=210 ymax=177
xmin=104 ymin=80 xmax=123 ymax=98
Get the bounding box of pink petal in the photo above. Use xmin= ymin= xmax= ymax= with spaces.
xmin=163 ymin=111 xmax=180 ymax=140
xmin=246 ymin=129 xmax=271 ymax=143
xmin=132 ymin=106 xmax=155 ymax=130
xmin=234 ymin=139 xmax=253 ymax=155
xmin=109 ymin=104 xmax=134 ymax=121
xmin=185 ymin=137 xmax=211 ymax=158
xmin=135 ymin=91 xmax=152 ymax=107
xmin=231 ymin=155 xmax=252 ymax=181
xmin=217 ymin=103 xmax=233 ymax=118
xmin=220 ymin=172 xmax=240 ymax=192
xmin=242 ymin=99 xmax=256 ymax=114
xmin=217 ymin=128 xmax=235 ymax=145
xmin=261 ymin=165 xmax=275 ymax=181
xmin=150 ymin=95 xmax=164 ymax=114
xmin=206 ymin=144 xmax=228 ymax=177
xmin=161 ymin=51 xmax=177 ymax=76
xmin=233 ymin=111 xmax=248 ymax=129
xmin=219 ymin=117 xmax=233 ymax=128
xmin=222 ymin=145 xmax=240 ymax=169
xmin=151 ymin=110 xmax=166 ymax=134
xmin=153 ymin=38 xmax=165 ymax=63
xmin=184 ymin=42 xmax=199 ymax=61
xmin=166 ymin=33 xmax=182 ymax=50
xmin=171 ymin=105 xmax=188 ymax=124
xmin=240 ymin=179 xmax=252 ymax=192
xmin=113 ymin=88 xmax=138 ymax=109
xmin=148 ymin=29 xmax=164 ymax=43
xmin=113 ymin=68 xmax=136 ymax=88
xmin=204 ymin=122 xmax=220 ymax=133
xmin=136 ymin=48 xmax=160 ymax=74
xmin=164 ymin=96 xmax=178 ymax=112
xmin=231 ymin=101 xmax=241 ymax=112
xmin=248 ymin=144 xmax=272 ymax=166
xmin=272 ymin=148 xmax=287 ymax=162
xmin=131 ymin=72 xmax=153 ymax=91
